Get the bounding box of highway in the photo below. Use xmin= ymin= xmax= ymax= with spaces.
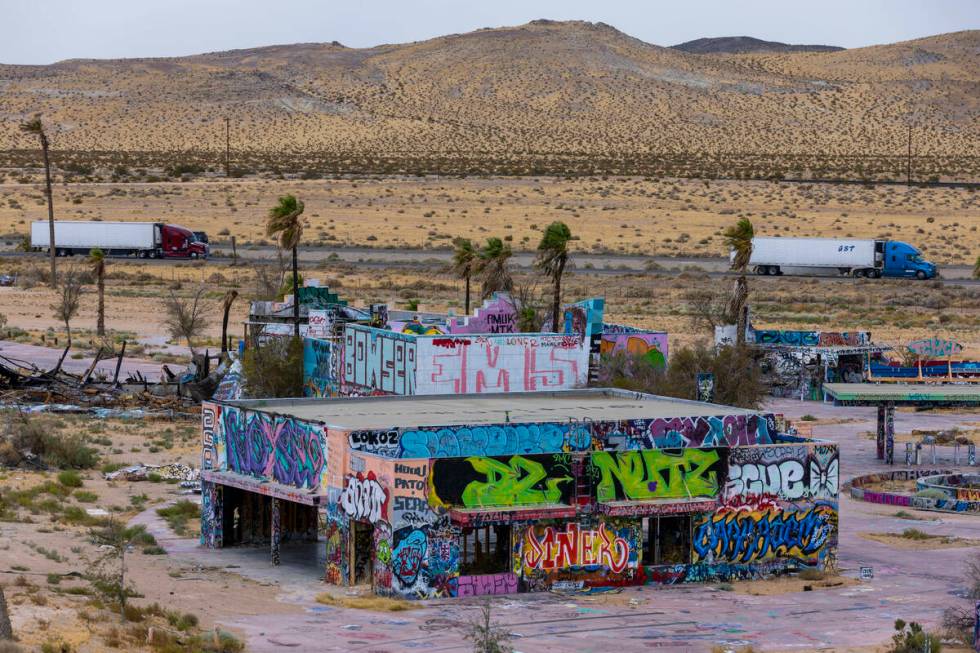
xmin=3 ymin=246 xmax=977 ymax=285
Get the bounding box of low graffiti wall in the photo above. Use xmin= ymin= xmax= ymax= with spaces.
xmin=599 ymin=330 xmax=668 ymax=369
xmin=848 ymin=469 xmax=980 ymax=513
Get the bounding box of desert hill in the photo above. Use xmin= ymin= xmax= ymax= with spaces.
xmin=672 ymin=36 xmax=843 ymax=54
xmin=0 ymin=21 xmax=977 ymax=177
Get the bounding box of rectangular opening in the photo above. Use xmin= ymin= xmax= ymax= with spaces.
xmin=642 ymin=515 xmax=692 ymax=565
xmin=460 ymin=525 xmax=511 ymax=575
xmin=352 ymin=521 xmax=374 ymax=586
xmin=658 ymin=515 xmax=692 ymax=565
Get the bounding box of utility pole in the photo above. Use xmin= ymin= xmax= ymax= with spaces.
xmin=906 ymin=124 xmax=912 ymax=186
xmin=224 ymin=117 xmax=231 ymax=177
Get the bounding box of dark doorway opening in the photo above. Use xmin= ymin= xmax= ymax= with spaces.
xmin=642 ymin=515 xmax=692 ymax=565
xmin=460 ymin=524 xmax=512 ymax=575
xmin=352 ymin=521 xmax=374 ymax=585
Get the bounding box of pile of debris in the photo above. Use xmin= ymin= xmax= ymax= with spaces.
xmin=0 ymin=345 xmax=234 ymax=410
xmin=105 ymin=462 xmax=200 ymax=490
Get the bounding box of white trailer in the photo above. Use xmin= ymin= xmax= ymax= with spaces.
xmin=31 ymin=221 xmax=162 ymax=257
xmin=743 ymin=237 xmax=883 ymax=278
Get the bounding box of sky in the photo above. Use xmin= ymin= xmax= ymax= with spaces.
xmin=2 ymin=0 xmax=978 ymax=64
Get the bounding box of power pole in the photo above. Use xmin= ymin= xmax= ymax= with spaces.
xmin=906 ymin=124 xmax=912 ymax=186
xmin=224 ymin=117 xmax=231 ymax=177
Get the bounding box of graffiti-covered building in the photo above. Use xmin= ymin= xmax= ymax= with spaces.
xmin=200 ymin=389 xmax=839 ymax=599
xmin=303 ymin=294 xmax=670 ymax=398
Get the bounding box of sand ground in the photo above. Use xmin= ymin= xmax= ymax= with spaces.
xmin=1 ymin=176 xmax=977 ymax=264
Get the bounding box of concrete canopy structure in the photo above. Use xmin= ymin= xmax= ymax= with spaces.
xmin=824 ymin=383 xmax=980 ymax=465
xmin=823 ymin=383 xmax=980 ymax=406
xmin=200 ymin=389 xmax=839 ymax=599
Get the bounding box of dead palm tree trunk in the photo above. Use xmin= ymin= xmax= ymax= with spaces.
xmin=42 ymin=137 xmax=56 ymax=285
xmin=96 ymin=265 xmax=105 ymax=336
xmin=551 ymin=257 xmax=566 ymax=333
xmin=221 ymin=290 xmax=238 ymax=354
xmin=292 ymin=245 xmax=300 ymax=339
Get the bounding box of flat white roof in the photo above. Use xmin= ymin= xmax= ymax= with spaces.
xmin=224 ymin=389 xmax=762 ymax=431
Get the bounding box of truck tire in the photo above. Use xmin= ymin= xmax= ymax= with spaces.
xmin=755 ymin=266 xmax=767 ymax=275
xmin=870 ymin=270 xmax=881 ymax=279
xmin=190 ymin=252 xmax=199 ymax=259
xmin=916 ymin=270 xmax=927 ymax=280
xmin=766 ymin=266 xmax=779 ymax=276
xmin=138 ymin=251 xmax=147 ymax=259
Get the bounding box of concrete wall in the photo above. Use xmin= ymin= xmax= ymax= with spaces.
xmin=334 ymin=435 xmax=838 ymax=599
xmin=201 ymin=402 xmax=837 ymax=599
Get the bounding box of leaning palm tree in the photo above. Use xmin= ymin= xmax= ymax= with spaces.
xmin=723 ymin=217 xmax=755 ymax=346
xmin=535 ymin=221 xmax=573 ymax=333
xmin=266 ymin=195 xmax=305 ymax=338
xmin=476 ymin=237 xmax=513 ymax=300
xmin=451 ymin=237 xmax=478 ymax=314
xmin=21 ymin=114 xmax=56 ymax=286
xmin=88 ymin=248 xmax=106 ymax=336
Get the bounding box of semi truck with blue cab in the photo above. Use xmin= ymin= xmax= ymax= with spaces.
xmin=741 ymin=237 xmax=937 ymax=280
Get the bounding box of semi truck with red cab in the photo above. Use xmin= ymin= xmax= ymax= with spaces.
xmin=31 ymin=221 xmax=208 ymax=259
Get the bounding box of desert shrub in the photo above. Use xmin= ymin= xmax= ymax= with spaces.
xmin=900 ymin=528 xmax=933 ymax=540
xmin=915 ymin=488 xmax=949 ymax=500
xmin=889 ymin=619 xmax=941 ymax=653
xmin=2 ymin=414 xmax=99 ymax=469
xmin=598 ymin=343 xmax=766 ymax=409
xmin=156 ymin=500 xmax=200 ymax=536
xmin=241 ymin=336 xmax=303 ymax=398
xmin=57 ymin=470 xmax=83 ymax=487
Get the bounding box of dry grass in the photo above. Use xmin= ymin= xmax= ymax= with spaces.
xmin=0 ymin=176 xmax=977 ymax=264
xmin=859 ymin=531 xmax=980 ymax=550
xmin=315 ymin=592 xmax=417 ymax=611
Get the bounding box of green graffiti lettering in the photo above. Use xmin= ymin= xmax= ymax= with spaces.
xmin=591 ymin=449 xmax=721 ymax=502
xmin=461 ymin=455 xmax=571 ymax=507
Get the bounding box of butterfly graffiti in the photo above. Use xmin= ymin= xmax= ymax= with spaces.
xmin=809 ymin=456 xmax=839 ymax=499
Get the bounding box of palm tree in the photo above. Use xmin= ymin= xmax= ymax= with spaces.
xmin=266 ymin=195 xmax=305 ymax=338
xmin=88 ymin=248 xmax=106 ymax=336
xmin=535 ymin=221 xmax=573 ymax=333
xmin=220 ymin=289 xmax=239 ymax=354
xmin=476 ymin=237 xmax=513 ymax=300
xmin=451 ymin=237 xmax=477 ymax=314
xmin=723 ymin=217 xmax=755 ymax=346
xmin=20 ymin=114 xmax=56 ymax=286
